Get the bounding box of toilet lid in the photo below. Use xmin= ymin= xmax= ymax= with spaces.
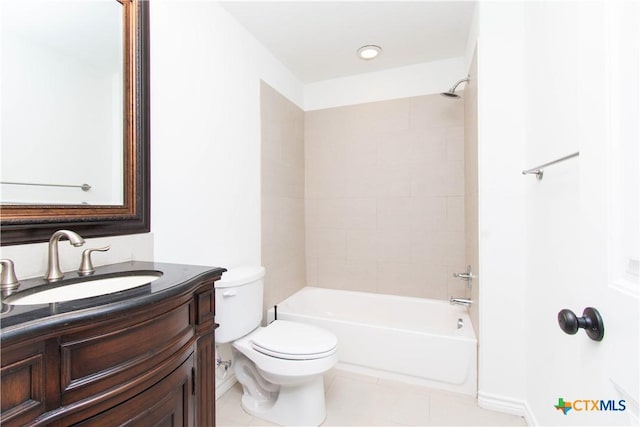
xmin=251 ymin=320 xmax=337 ymax=360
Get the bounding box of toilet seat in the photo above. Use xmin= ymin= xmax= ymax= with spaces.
xmin=250 ymin=320 xmax=337 ymax=360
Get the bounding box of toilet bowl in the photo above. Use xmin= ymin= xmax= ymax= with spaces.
xmin=215 ymin=267 xmax=337 ymax=426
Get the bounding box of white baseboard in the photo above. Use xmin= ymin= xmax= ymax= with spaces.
xmin=478 ymin=391 xmax=537 ymax=426
xmin=215 ymin=371 xmax=237 ymax=400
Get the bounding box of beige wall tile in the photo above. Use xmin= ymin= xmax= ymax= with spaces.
xmin=374 ymin=165 xmax=412 ymax=197
xmin=411 ymin=160 xmax=464 ymax=197
xmin=376 ymin=263 xmax=429 ymax=297
xmin=306 ymin=132 xmax=377 ymax=198
xmin=377 ymin=197 xmax=413 ymax=231
xmin=306 ymin=93 xmax=465 ymax=300
xmin=309 ymin=197 xmax=377 ymax=230
xmin=317 ymin=257 xmax=377 ymax=293
xmin=346 ymin=230 xmax=378 ymax=263
xmin=410 ymin=94 xmax=464 ymax=128
xmin=376 ymin=130 xmax=415 ymax=168
xmin=306 ymin=227 xmax=347 ymax=259
xmin=262 ymin=161 xmax=305 ymax=198
xmin=422 ymin=262 xmax=450 ymax=300
xmin=445 ymin=196 xmax=465 ymax=232
xmin=265 ymin=87 xmax=467 ymax=306
xmin=409 ymin=196 xmax=447 ymax=232
xmin=446 ymin=125 xmax=465 ymax=162
xmin=376 ymin=229 xmax=414 ymax=263
xmin=260 ymin=81 xmax=306 ymax=315
xmin=409 ymin=127 xmax=448 ymax=171
xmin=306 ymin=256 xmax=318 ymax=286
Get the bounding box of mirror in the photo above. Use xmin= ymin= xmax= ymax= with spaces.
xmin=0 ymin=0 xmax=149 ymax=245
xmin=2 ymin=0 xmax=124 ymax=206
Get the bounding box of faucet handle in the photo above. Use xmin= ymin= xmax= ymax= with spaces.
xmin=453 ymin=265 xmax=475 ymax=280
xmin=453 ymin=265 xmax=475 ymax=290
xmin=0 ymin=259 xmax=20 ymax=292
xmin=78 ymin=246 xmax=110 ymax=276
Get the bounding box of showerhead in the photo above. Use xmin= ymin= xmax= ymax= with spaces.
xmin=440 ymin=91 xmax=461 ymax=99
xmin=440 ymin=76 xmax=470 ymax=99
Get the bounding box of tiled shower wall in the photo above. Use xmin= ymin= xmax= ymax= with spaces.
xmin=304 ymin=94 xmax=466 ymax=299
xmin=260 ymin=82 xmax=306 ymax=317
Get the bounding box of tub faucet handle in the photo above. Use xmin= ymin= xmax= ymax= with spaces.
xmin=453 ymin=266 xmax=475 ymax=289
xmin=78 ymin=246 xmax=110 ymax=276
xmin=453 ymin=265 xmax=475 ymax=281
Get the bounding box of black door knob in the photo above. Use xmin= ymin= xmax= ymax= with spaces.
xmin=557 ymin=307 xmax=604 ymax=341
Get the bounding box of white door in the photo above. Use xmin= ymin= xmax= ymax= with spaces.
xmin=524 ymin=1 xmax=639 ymax=425
xmin=600 ymin=1 xmax=639 ymax=424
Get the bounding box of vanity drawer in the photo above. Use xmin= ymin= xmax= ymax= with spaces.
xmin=195 ymin=284 xmax=215 ymax=325
xmin=59 ymin=300 xmax=195 ymax=405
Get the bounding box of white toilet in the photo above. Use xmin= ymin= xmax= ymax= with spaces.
xmin=215 ymin=266 xmax=337 ymax=426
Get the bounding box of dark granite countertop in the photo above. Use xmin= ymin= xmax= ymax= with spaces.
xmin=0 ymin=261 xmax=226 ymax=344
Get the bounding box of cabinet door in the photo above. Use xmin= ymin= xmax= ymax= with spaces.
xmin=0 ymin=340 xmax=53 ymax=427
xmin=73 ymin=353 xmax=195 ymax=427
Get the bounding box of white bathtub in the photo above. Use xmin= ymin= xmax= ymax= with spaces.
xmin=267 ymin=287 xmax=477 ymax=395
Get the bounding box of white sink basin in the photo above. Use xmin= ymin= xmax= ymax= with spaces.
xmin=6 ymin=273 xmax=162 ymax=305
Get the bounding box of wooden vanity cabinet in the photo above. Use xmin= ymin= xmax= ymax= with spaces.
xmin=0 ymin=276 xmax=219 ymax=426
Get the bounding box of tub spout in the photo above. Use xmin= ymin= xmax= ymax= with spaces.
xmin=450 ymin=297 xmax=472 ymax=307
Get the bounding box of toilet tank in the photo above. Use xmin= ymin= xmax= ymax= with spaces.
xmin=215 ymin=266 xmax=265 ymax=344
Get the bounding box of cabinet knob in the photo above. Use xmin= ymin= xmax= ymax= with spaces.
xmin=557 ymin=307 xmax=604 ymax=341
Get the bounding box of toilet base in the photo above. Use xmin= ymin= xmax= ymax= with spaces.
xmin=239 ymin=375 xmax=327 ymax=426
xmin=230 ymin=324 xmax=337 ymax=426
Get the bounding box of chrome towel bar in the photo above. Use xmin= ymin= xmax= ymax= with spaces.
xmin=1 ymin=181 xmax=92 ymax=191
xmin=522 ymin=152 xmax=579 ymax=180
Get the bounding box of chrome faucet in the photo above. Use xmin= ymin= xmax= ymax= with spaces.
xmin=450 ymin=297 xmax=472 ymax=307
xmin=45 ymin=230 xmax=85 ymax=282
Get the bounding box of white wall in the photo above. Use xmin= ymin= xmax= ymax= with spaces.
xmin=473 ymin=0 xmax=528 ymax=416
xmin=150 ymin=1 xmax=303 ymax=269
xmin=304 ymin=57 xmax=465 ymax=111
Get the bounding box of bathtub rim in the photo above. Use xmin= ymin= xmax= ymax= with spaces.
xmin=271 ymin=286 xmax=477 ymax=342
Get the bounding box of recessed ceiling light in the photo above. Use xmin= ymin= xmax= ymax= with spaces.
xmin=357 ymin=45 xmax=382 ymax=60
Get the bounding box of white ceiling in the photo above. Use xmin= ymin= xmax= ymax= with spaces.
xmin=220 ymin=1 xmax=476 ymax=83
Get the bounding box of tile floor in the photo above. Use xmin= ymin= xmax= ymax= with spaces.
xmin=215 ymin=368 xmax=527 ymax=426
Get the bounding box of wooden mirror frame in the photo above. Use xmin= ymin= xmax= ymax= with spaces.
xmin=0 ymin=0 xmax=150 ymax=246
